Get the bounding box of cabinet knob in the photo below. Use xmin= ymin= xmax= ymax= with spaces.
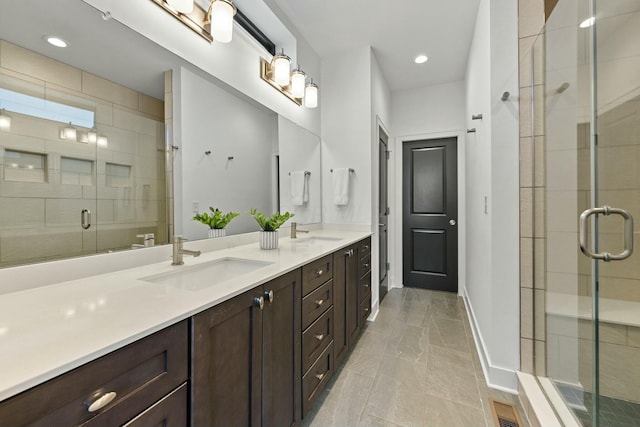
xmin=363 ymin=245 xmax=369 ymax=250
xmin=264 ymin=290 xmax=274 ymax=304
xmin=315 ymin=373 xmax=325 ymax=381
xmin=344 ymin=249 xmax=353 ymax=257
xmin=316 ymin=269 xmax=324 ymax=277
xmin=314 ymin=334 xmax=324 ymax=341
xmin=315 ymin=299 xmax=324 ymax=307
xmin=86 ymin=391 xmax=117 ymax=413
xmin=363 ymin=263 xmax=369 ymax=269
xmin=363 ymin=284 xmax=369 ymax=288
xmin=254 ymin=296 xmax=265 ymax=310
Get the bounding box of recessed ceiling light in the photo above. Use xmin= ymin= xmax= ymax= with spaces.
xmin=580 ymin=17 xmax=595 ymax=28
xmin=45 ymin=36 xmax=68 ymax=48
xmin=414 ymin=55 xmax=428 ymax=64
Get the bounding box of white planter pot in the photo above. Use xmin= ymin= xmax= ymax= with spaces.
xmin=208 ymin=228 xmax=226 ymax=238
xmin=259 ymin=230 xmax=279 ymax=250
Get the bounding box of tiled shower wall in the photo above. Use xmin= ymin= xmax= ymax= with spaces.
xmin=0 ymin=40 xmax=167 ymax=266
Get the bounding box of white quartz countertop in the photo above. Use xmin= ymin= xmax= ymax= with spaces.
xmin=0 ymin=229 xmax=371 ymax=401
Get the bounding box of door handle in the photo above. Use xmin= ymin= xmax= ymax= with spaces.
xmin=81 ymin=209 xmax=91 ymax=230
xmin=449 ymin=219 xmax=456 ymax=226
xmin=579 ymin=206 xmax=634 ymax=262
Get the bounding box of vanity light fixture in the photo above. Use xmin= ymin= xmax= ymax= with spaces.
xmin=165 ymin=0 xmax=193 ymax=14
xmin=205 ymin=0 xmax=237 ymax=43
xmin=290 ymin=66 xmax=306 ymax=99
xmin=272 ymin=49 xmax=292 ymax=87
xmin=304 ymin=79 xmax=318 ymax=109
xmin=60 ymin=122 xmax=77 ymax=141
xmin=0 ymin=109 xmax=11 ymax=130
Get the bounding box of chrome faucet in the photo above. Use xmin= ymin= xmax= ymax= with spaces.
xmin=290 ymin=222 xmax=309 ymax=239
xmin=172 ymin=235 xmax=201 ymax=265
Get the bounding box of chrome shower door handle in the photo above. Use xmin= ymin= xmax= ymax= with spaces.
xmin=81 ymin=209 xmax=92 ymax=230
xmin=579 ymin=206 xmax=634 ymax=262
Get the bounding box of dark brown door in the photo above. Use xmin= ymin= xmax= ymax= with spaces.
xmin=262 ymin=270 xmax=302 ymax=427
xmin=192 ymin=287 xmax=264 ymax=427
xmin=379 ymin=128 xmax=389 ymax=301
xmin=402 ymin=138 xmax=458 ymax=292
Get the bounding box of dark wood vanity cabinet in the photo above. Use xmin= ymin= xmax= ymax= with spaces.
xmin=191 ymin=269 xmax=302 ymax=427
xmin=0 ymin=321 xmax=188 ymax=427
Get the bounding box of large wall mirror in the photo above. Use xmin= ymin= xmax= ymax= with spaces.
xmin=0 ymin=0 xmax=321 ymax=268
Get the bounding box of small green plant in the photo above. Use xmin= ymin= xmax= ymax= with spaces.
xmin=193 ymin=207 xmax=239 ymax=229
xmin=250 ymin=208 xmax=294 ymax=232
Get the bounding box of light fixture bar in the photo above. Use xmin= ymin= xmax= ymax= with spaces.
xmin=151 ymin=0 xmax=213 ymax=42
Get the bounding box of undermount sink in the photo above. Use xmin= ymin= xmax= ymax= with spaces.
xmin=140 ymin=257 xmax=273 ymax=291
xmin=291 ymin=236 xmax=343 ymax=244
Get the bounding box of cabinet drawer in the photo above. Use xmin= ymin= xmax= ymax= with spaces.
xmin=302 ymin=307 xmax=333 ymax=373
xmin=123 ymin=383 xmax=187 ymax=427
xmin=359 ymin=254 xmax=371 ymax=278
xmin=302 ymin=341 xmax=334 ymax=417
xmin=0 ymin=321 xmax=188 ymax=427
xmin=359 ymin=271 xmax=371 ymax=303
xmin=302 ymin=254 xmax=333 ymax=295
xmin=359 ymin=238 xmax=371 ymax=258
xmin=302 ymin=279 xmax=333 ymax=330
xmin=360 ymin=293 xmax=372 ymax=325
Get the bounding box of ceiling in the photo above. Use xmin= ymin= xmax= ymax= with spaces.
xmin=269 ymin=0 xmax=482 ymax=91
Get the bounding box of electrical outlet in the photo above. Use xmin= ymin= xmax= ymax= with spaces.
xmin=193 ymin=201 xmax=199 ymax=213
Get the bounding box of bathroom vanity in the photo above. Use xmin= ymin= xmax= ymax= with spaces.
xmin=0 ymin=232 xmax=372 ymax=426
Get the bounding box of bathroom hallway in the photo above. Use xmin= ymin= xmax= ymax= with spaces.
xmin=302 ymin=288 xmax=529 ymax=427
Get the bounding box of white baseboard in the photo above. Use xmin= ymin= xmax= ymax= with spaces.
xmin=462 ymin=288 xmax=518 ymax=393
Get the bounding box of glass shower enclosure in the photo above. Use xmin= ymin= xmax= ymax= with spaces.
xmin=534 ymin=0 xmax=640 ymax=426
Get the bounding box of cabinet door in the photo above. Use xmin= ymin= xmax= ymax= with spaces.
xmin=192 ymin=287 xmax=264 ymax=427
xmin=333 ymin=249 xmax=348 ymax=365
xmin=345 ymin=243 xmax=360 ymax=347
xmin=262 ymin=270 xmax=302 ymax=427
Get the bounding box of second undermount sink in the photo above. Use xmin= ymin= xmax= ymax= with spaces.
xmin=140 ymin=257 xmax=273 ymax=291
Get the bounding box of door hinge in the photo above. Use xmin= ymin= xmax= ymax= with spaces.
xmin=386 ymin=150 xmax=390 ymax=160
xmin=386 ymin=262 xmax=390 ymax=271
xmin=385 ymin=207 xmax=390 ymax=215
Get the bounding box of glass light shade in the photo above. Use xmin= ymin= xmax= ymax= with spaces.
xmin=291 ymin=69 xmax=306 ymax=98
xmin=210 ymin=0 xmax=235 ymax=43
xmin=0 ymin=111 xmax=10 ymax=130
xmin=87 ymin=129 xmax=98 ymax=144
xmin=97 ymin=136 xmax=108 ymax=147
xmin=166 ymin=0 xmax=193 ymax=13
xmin=273 ymin=52 xmax=291 ymax=87
xmin=62 ymin=123 xmax=77 ymax=140
xmin=304 ymin=82 xmax=318 ymax=108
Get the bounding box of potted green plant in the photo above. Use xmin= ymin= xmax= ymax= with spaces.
xmin=193 ymin=207 xmax=240 ymax=238
xmin=250 ymin=208 xmax=294 ymax=250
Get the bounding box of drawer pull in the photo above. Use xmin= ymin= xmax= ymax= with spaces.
xmin=315 ymin=373 xmax=325 ymax=381
xmin=363 ymin=308 xmax=369 ymax=313
xmin=254 ymin=296 xmax=265 ymax=310
xmin=315 ymin=334 xmax=324 ymax=341
xmin=86 ymin=391 xmax=117 ymax=413
xmin=363 ymin=284 xmax=369 ymax=288
xmin=363 ymin=263 xmax=369 ymax=269
xmin=265 ymin=290 xmax=274 ymax=304
xmin=315 ymin=299 xmax=324 ymax=307
xmin=316 ymin=269 xmax=324 ymax=277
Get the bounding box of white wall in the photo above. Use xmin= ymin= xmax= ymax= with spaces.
xmin=464 ymin=0 xmax=520 ymax=392
xmin=321 ymin=47 xmax=372 ymax=226
xmin=389 ymin=81 xmax=466 ymax=291
xmin=174 ymin=67 xmax=276 ymax=239
xmin=278 ymin=115 xmax=322 ymax=224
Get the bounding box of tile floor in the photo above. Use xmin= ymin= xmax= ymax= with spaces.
xmin=302 ymin=287 xmax=529 ymax=427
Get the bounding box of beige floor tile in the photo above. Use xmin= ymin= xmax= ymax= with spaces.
xmin=424 ymin=395 xmax=487 ymax=427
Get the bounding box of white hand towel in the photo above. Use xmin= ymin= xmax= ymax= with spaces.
xmin=332 ymin=168 xmax=350 ymax=206
xmin=290 ymin=171 xmax=306 ymax=206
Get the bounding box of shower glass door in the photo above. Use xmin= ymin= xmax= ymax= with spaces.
xmin=542 ymin=0 xmax=640 ymax=426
